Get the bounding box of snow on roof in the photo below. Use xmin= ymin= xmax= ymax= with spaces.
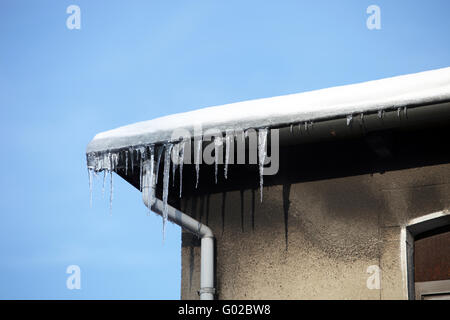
xmin=87 ymin=67 xmax=450 ymax=153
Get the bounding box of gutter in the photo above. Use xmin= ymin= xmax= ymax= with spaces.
xmin=142 ymin=171 xmax=215 ymax=300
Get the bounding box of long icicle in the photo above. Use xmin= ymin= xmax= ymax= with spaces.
xmin=147 ymin=146 xmax=155 ymax=215
xmin=224 ymin=132 xmax=232 ymax=179
xmin=179 ymin=141 xmax=185 ymax=198
xmin=108 ymin=152 xmax=114 ymax=215
xmin=195 ymin=138 xmax=202 ymax=188
xmin=162 ymin=143 xmax=173 ymax=240
xmin=109 ymin=169 xmax=113 ymax=215
xmin=172 ymin=143 xmax=179 ymax=187
xmin=139 ymin=148 xmax=144 ymax=192
xmin=88 ymin=168 xmax=93 ymax=208
xmin=129 ymin=148 xmax=134 ymax=174
xmin=258 ymin=128 xmax=268 ymax=202
xmin=102 ymin=170 xmax=106 ymax=198
xmin=125 ymin=150 xmax=129 ymax=176
xmin=214 ymin=136 xmax=223 ymax=184
xmin=155 ymin=146 xmax=163 ymax=186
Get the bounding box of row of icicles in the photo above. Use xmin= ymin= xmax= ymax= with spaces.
xmin=87 ymin=107 xmax=408 ymax=235
xmin=346 ymin=107 xmax=408 ymax=126
xmin=87 ymin=128 xmax=269 ymax=236
xmin=287 ymin=107 xmax=408 ymax=133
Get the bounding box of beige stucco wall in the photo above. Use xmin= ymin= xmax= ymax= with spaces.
xmin=180 ymin=163 xmax=450 ymax=299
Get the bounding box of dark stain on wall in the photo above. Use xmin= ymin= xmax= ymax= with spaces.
xmin=251 ymin=188 xmax=256 ymax=232
xmin=221 ymin=191 xmax=227 ymax=235
xmin=293 ymin=179 xmax=383 ymax=261
xmin=282 ymin=183 xmax=291 ymax=251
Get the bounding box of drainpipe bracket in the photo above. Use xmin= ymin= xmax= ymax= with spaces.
xmin=198 ymin=287 xmax=216 ymax=296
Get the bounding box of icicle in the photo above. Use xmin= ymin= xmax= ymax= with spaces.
xmin=397 ymin=107 xmax=401 ymax=118
xmin=172 ymin=144 xmax=179 ymax=187
xmin=155 ymin=146 xmax=163 ymax=186
xmin=378 ymin=110 xmax=384 ymax=118
xmin=88 ymin=168 xmax=93 ymax=207
xmin=162 ymin=143 xmax=173 ymax=238
xmin=129 ymin=148 xmax=134 ymax=174
xmin=179 ymin=142 xmax=185 ymax=198
xmin=145 ymin=146 xmax=155 ymax=215
xmin=195 ymin=138 xmax=202 ymax=188
xmin=139 ymin=155 xmax=143 ymax=191
xmin=214 ymin=136 xmax=223 ymax=184
xmin=86 ymin=153 xmax=96 ymax=172
xmin=111 ymin=152 xmax=119 ymax=171
xmin=346 ymin=114 xmax=353 ymax=126
xmin=97 ymin=154 xmax=104 ymax=171
xmin=108 ymin=151 xmax=116 ymax=214
xmin=290 ymin=124 xmax=293 ymax=133
xmin=102 ymin=170 xmax=107 ymax=198
xmin=137 ymin=147 xmax=146 ymax=191
xmin=224 ymin=132 xmax=232 ymax=179
xmin=109 ymin=170 xmax=113 ymax=215
xmin=125 ymin=150 xmax=129 ymax=176
xmin=258 ymin=128 xmax=268 ymax=203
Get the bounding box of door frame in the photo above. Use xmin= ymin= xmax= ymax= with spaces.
xmin=403 ymin=210 xmax=450 ymax=300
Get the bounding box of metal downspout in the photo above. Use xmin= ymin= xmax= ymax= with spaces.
xmin=142 ymin=175 xmax=215 ymax=300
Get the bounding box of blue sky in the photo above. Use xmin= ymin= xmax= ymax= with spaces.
xmin=0 ymin=0 xmax=449 ymax=299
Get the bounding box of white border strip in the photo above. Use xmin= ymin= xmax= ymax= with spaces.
xmin=408 ymin=210 xmax=449 ymax=227
xmin=400 ymin=227 xmax=408 ymax=299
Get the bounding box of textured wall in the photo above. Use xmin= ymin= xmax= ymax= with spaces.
xmin=180 ymin=163 xmax=450 ymax=299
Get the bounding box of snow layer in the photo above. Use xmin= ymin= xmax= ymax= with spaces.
xmin=87 ymin=67 xmax=450 ymax=153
